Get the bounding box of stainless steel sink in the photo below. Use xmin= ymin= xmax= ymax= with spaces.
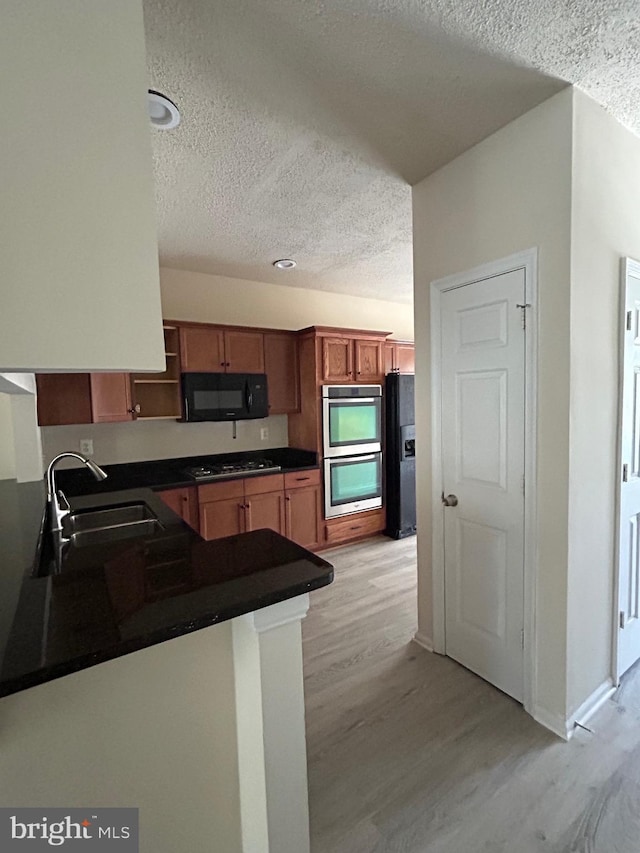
xmin=62 ymin=503 xmax=163 ymax=548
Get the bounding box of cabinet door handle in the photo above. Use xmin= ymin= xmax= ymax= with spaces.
xmin=127 ymin=403 xmax=141 ymax=415
xmin=220 ymin=362 xmax=225 ymax=367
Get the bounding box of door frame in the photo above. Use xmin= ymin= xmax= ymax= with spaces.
xmin=612 ymin=256 xmax=640 ymax=683
xmin=429 ymin=248 xmax=538 ymax=714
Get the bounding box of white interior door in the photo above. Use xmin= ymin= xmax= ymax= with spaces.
xmin=440 ymin=269 xmax=526 ymax=701
xmin=616 ymin=258 xmax=640 ymax=679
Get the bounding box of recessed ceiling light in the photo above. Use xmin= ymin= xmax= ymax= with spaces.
xmin=273 ymin=259 xmax=297 ymax=270
xmin=147 ymin=90 xmax=181 ymax=130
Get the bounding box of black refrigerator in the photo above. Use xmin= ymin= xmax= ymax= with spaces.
xmin=384 ymin=373 xmax=416 ymax=539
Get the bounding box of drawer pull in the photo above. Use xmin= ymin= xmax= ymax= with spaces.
xmin=350 ymin=525 xmax=362 ymax=531
xmin=296 ymin=476 xmax=310 ymax=481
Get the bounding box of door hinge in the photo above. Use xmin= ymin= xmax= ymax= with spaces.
xmin=522 ymin=474 xmax=525 ymax=496
xmin=627 ymin=310 xmax=633 ymax=331
xmin=516 ymin=303 xmax=531 ymax=330
xmin=620 ymin=610 xmax=626 ymax=629
xmin=521 ymin=629 xmax=525 ymax=649
xmin=623 ymin=463 xmax=629 ymax=482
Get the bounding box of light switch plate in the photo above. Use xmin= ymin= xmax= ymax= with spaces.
xmin=260 ymin=427 xmax=269 ymax=441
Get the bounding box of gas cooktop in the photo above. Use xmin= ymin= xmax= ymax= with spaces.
xmin=183 ymin=459 xmax=281 ymax=481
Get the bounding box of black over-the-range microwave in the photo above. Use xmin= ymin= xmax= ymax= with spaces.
xmin=181 ymin=373 xmax=269 ymax=422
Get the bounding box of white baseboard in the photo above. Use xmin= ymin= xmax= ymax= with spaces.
xmin=412 ymin=631 xmax=434 ymax=652
xmin=533 ymin=678 xmax=616 ymax=741
xmin=570 ymin=678 xmax=616 ymax=733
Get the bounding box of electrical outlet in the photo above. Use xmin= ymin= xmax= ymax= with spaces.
xmin=260 ymin=427 xmax=269 ymax=441
xmin=80 ymin=439 xmax=94 ymax=456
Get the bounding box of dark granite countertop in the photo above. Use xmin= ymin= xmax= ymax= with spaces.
xmin=0 ymin=477 xmax=332 ymax=699
xmin=55 ymin=446 xmax=318 ymax=496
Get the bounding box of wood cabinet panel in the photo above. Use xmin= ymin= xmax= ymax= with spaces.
xmin=89 ymin=373 xmax=133 ymax=423
xmin=322 ymin=338 xmax=353 ymax=382
xmin=384 ymin=341 xmax=415 ymax=375
xmin=384 ymin=343 xmax=395 ymax=376
xmin=354 ymin=340 xmax=383 ymax=382
xmin=199 ymin=497 xmax=244 ymax=541
xmin=157 ymin=486 xmax=199 ymax=532
xmin=224 ymin=330 xmax=265 ymax=373
xmin=395 ymin=343 xmax=415 ymax=373
xmin=264 ymin=332 xmax=300 ymax=414
xmin=324 ymin=508 xmax=385 ymax=547
xmin=36 ymin=374 xmax=93 ymax=426
xmin=285 ymin=484 xmax=322 ymax=550
xmin=243 ymin=473 xmax=285 ymax=496
xmin=197 ymin=480 xmax=244 ymax=503
xmin=180 ymin=326 xmax=225 ymax=372
xmin=245 ymin=491 xmax=285 ymax=535
xmin=283 ymin=468 xmax=321 ymax=490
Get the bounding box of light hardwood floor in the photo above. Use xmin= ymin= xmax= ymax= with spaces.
xmin=303 ymin=535 xmax=640 ymax=853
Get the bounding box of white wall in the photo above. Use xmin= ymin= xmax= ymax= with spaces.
xmin=0 ymin=396 xmax=16 ymax=481
xmin=0 ymin=623 xmax=251 ymax=853
xmin=160 ymin=268 xmax=414 ymax=341
xmin=41 ymin=415 xmax=288 ymax=468
xmin=566 ymin=92 xmax=640 ymax=712
xmin=412 ymin=89 xmax=574 ymax=726
xmin=0 ymin=1 xmax=164 ymax=373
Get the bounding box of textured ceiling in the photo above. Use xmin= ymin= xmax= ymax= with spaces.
xmin=144 ymin=0 xmax=639 ymax=304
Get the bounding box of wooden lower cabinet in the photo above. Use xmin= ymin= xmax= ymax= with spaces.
xmin=198 ymin=474 xmax=288 ymax=542
xmin=157 ymin=486 xmax=200 ymax=533
xmin=285 ymin=485 xmax=322 ymax=550
xmin=197 ymin=470 xmax=322 ymax=548
xmin=323 ymin=507 xmax=386 ymax=548
xmin=246 ymin=490 xmax=286 ymax=535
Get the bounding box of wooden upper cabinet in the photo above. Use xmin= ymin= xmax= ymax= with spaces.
xmin=322 ymin=337 xmax=353 ymax=382
xmin=90 ymin=373 xmax=133 ymax=423
xmin=179 ymin=325 xmax=264 ymax=373
xmin=385 ymin=341 xmax=415 ymax=375
xmin=224 ymin=329 xmax=265 ymax=373
xmin=354 ymin=340 xmax=383 ymax=382
xmin=264 ymin=332 xmax=300 ymax=414
xmin=36 ymin=374 xmax=93 ymax=426
xmin=321 ymin=335 xmax=387 ymax=383
xmin=179 ymin=326 xmax=225 ymax=372
xmin=395 ymin=342 xmax=415 ymax=373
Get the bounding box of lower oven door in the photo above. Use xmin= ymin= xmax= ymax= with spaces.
xmin=324 ymin=453 xmax=383 ymax=519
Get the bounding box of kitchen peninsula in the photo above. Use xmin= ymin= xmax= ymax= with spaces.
xmin=0 ymin=471 xmax=332 ymax=853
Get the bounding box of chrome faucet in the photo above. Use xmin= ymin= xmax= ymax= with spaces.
xmin=45 ymin=452 xmax=108 ymax=533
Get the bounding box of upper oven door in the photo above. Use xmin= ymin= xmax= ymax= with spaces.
xmin=322 ymin=390 xmax=382 ymax=457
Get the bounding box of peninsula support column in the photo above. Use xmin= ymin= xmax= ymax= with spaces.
xmin=240 ymin=594 xmax=311 ymax=853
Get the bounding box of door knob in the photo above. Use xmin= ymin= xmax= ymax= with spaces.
xmin=441 ymin=493 xmax=458 ymax=507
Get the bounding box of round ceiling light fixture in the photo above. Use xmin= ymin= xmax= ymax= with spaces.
xmin=147 ymin=90 xmax=181 ymax=130
xmin=273 ymin=259 xmax=297 ymax=270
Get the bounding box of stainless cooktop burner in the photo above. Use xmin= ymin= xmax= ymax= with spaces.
xmin=183 ymin=459 xmax=281 ymax=481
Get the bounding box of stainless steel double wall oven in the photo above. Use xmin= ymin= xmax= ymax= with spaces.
xmin=322 ymin=385 xmax=383 ymax=518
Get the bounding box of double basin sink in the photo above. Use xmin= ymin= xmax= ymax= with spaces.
xmin=62 ymin=503 xmax=163 ymax=548
xmin=35 ymin=501 xmax=165 ymax=577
